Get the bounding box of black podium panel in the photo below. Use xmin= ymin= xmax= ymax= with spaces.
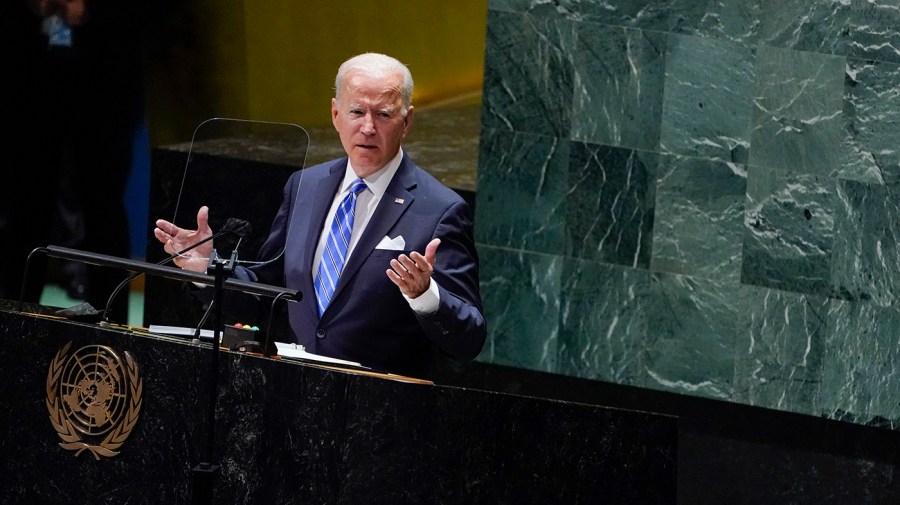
xmin=0 ymin=308 xmax=676 ymax=504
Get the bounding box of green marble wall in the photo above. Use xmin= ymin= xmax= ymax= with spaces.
xmin=476 ymin=0 xmax=900 ymax=429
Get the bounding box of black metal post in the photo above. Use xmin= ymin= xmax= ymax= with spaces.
xmin=192 ymin=255 xmax=231 ymax=504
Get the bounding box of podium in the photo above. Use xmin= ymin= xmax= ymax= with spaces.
xmin=0 ymin=305 xmax=676 ymax=504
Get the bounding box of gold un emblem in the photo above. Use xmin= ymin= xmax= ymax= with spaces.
xmin=46 ymin=342 xmax=142 ymax=459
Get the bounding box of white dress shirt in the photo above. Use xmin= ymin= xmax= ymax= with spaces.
xmin=313 ymin=148 xmax=439 ymax=315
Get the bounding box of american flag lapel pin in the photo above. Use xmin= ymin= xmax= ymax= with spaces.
xmin=394 ymin=197 xmax=405 ymax=204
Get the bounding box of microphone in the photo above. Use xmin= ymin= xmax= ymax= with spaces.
xmin=221 ymin=218 xmax=252 ymax=240
xmin=102 ymin=217 xmax=253 ymax=324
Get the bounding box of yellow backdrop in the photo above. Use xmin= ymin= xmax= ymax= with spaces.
xmin=146 ymin=1 xmax=488 ymax=145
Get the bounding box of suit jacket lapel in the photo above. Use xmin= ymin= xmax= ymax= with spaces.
xmin=330 ymin=153 xmax=417 ymax=304
xmin=298 ymin=160 xmax=346 ymax=278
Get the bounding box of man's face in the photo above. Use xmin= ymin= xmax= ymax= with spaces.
xmin=332 ymin=69 xmax=413 ymax=178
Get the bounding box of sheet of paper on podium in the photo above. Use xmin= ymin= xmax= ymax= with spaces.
xmin=275 ymin=343 xmax=432 ymax=384
xmin=147 ymin=325 xmax=372 ymax=371
xmin=274 ymin=342 xmax=367 ymax=368
xmin=148 ymin=324 xmax=215 ymax=339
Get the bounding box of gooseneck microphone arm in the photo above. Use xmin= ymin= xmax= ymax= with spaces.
xmin=263 ymin=291 xmax=293 ymax=356
xmin=193 ymin=299 xmax=216 ymax=341
xmin=101 ymin=218 xmax=252 ymax=324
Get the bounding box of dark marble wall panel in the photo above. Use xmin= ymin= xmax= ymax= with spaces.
xmin=571 ymin=24 xmax=666 ymax=149
xmin=842 ymin=58 xmax=900 ymax=184
xmin=477 ymin=0 xmax=900 ymax=430
xmin=490 ymin=0 xmax=761 ymax=43
xmin=757 ymin=0 xmax=854 ymax=56
xmin=474 ymin=129 xmax=569 ymax=254
xmin=741 ymin=171 xmax=835 ymax=296
xmin=831 ymin=179 xmax=900 ymax=306
xmin=846 ymin=0 xmax=900 ymax=64
xmin=565 ymin=143 xmax=657 ymax=267
xmin=748 ymin=46 xmax=845 ymax=176
xmin=481 ymin=10 xmax=575 ymax=137
xmin=819 ymin=300 xmax=900 ymax=429
xmin=641 ymin=274 xmax=749 ymax=401
xmin=659 ymin=34 xmax=755 ymax=163
xmin=759 ymin=0 xmax=900 ymax=64
xmin=733 ymin=286 xmax=828 ymax=414
xmin=478 ymin=246 xmax=562 ymax=372
xmin=558 ymin=259 xmax=650 ymax=382
xmin=650 ymin=155 xmax=746 ymax=283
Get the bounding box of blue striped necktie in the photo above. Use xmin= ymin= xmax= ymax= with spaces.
xmin=314 ymin=178 xmax=367 ymax=316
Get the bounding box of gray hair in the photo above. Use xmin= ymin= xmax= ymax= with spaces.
xmin=334 ymin=53 xmax=414 ymax=114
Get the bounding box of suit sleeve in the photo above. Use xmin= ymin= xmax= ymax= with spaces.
xmin=416 ymin=199 xmax=486 ymax=360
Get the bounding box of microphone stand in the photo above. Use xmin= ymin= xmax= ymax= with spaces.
xmin=192 ymin=247 xmax=236 ymax=505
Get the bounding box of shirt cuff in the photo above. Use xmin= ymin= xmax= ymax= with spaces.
xmin=404 ymin=278 xmax=440 ymax=315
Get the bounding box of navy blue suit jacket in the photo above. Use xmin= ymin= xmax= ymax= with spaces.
xmin=232 ymin=153 xmax=485 ymax=378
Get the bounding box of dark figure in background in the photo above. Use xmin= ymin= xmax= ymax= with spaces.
xmin=0 ymin=1 xmax=56 ymax=304
xmin=0 ymin=0 xmax=143 ymax=320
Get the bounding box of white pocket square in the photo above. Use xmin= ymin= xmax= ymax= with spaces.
xmin=375 ymin=235 xmax=406 ymax=250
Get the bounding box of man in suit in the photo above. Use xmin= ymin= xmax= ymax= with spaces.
xmin=154 ymin=53 xmax=486 ymax=378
